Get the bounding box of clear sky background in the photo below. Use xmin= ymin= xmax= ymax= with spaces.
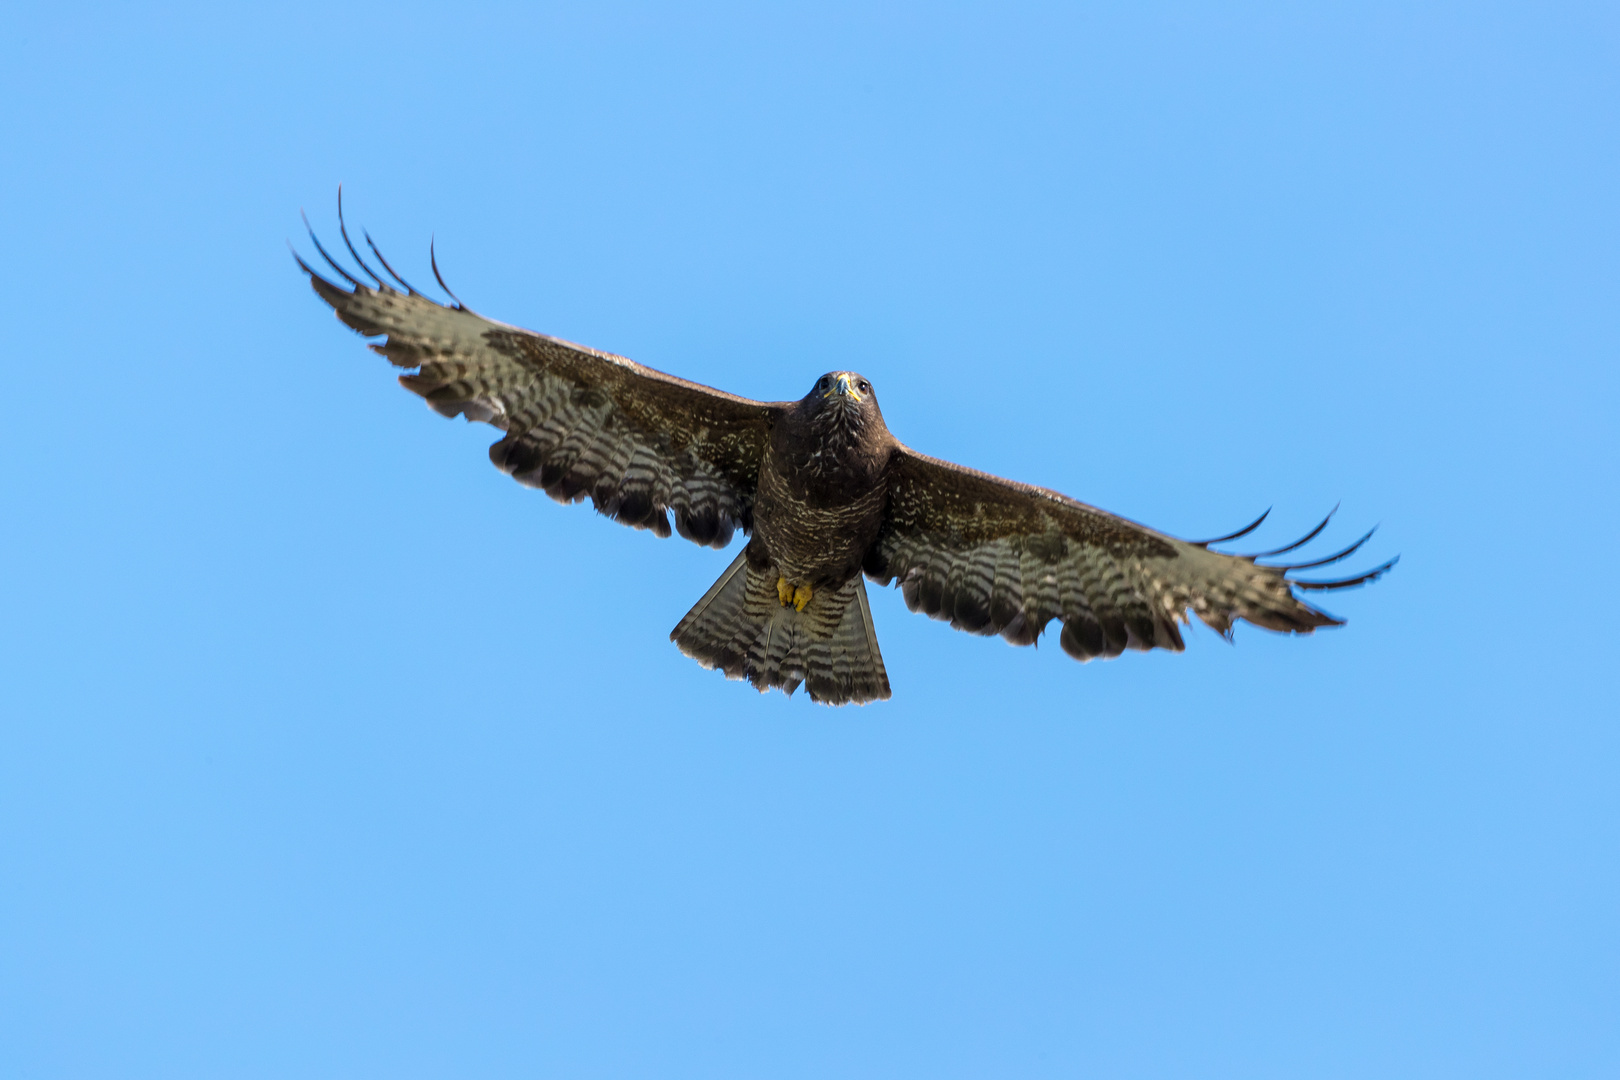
xmin=3 ymin=3 xmax=1616 ymax=1077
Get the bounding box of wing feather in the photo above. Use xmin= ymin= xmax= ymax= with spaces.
xmin=867 ymin=448 xmax=1393 ymax=657
xmin=299 ymin=242 xmax=783 ymax=548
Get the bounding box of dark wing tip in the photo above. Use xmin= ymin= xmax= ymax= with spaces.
xmin=1191 ymin=507 xmax=1271 ymax=547
xmin=337 ymin=186 xmax=385 ymax=287
xmin=364 ymin=230 xmax=422 ymax=296
xmin=300 ymin=208 xmax=362 ymax=288
xmin=1248 ymin=503 xmax=1339 ymax=559
xmin=287 ymin=239 xmax=319 ymax=278
xmin=295 ymin=192 xmax=457 ymax=316
xmin=1291 ymin=555 xmax=1400 ymax=592
xmin=430 ymin=235 xmax=466 ymax=310
xmin=1267 ymin=526 xmax=1377 ymax=572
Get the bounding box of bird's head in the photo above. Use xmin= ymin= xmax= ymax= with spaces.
xmin=803 ymin=371 xmax=880 ymax=428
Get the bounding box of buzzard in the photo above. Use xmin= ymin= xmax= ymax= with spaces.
xmin=296 ymin=207 xmax=1394 ymax=706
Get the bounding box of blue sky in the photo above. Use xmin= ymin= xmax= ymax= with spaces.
xmin=2 ymin=2 xmax=1616 ymax=1076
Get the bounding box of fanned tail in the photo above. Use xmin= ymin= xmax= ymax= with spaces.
xmin=671 ymin=552 xmax=891 ymax=705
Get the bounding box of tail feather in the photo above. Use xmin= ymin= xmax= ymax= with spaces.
xmin=671 ymin=552 xmax=891 ymax=705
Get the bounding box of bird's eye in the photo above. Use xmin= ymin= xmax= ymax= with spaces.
xmin=858 ymin=380 xmax=870 ymax=393
xmin=818 ymin=376 xmax=829 ymax=389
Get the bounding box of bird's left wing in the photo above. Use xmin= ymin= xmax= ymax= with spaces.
xmin=298 ymin=234 xmax=783 ymax=548
xmin=865 ymin=447 xmax=1394 ymax=659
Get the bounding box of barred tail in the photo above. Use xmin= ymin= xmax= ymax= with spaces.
xmin=671 ymin=551 xmax=891 ymax=705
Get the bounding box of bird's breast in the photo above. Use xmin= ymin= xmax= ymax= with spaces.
xmin=751 ymin=450 xmax=889 ymax=585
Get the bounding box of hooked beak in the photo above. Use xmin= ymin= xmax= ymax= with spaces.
xmin=823 ymin=373 xmax=864 ymax=402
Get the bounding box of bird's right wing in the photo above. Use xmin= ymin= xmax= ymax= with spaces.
xmin=298 ymin=224 xmax=784 ymax=548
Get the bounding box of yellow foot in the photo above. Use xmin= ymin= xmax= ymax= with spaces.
xmin=775 ymin=577 xmax=814 ymax=611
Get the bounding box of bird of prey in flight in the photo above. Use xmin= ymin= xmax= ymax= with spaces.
xmin=296 ymin=202 xmax=1394 ymax=705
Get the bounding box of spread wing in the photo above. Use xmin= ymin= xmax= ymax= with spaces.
xmin=297 ymin=223 xmax=783 ymax=548
xmin=864 ymin=448 xmax=1396 ymax=659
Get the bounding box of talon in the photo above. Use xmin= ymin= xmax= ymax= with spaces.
xmin=793 ymin=583 xmax=813 ymax=612
xmin=777 ymin=576 xmax=795 ymax=607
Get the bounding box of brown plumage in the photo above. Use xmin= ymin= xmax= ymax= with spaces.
xmin=296 ymin=210 xmax=1394 ymax=705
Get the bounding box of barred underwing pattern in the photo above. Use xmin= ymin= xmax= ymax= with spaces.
xmin=866 ymin=449 xmax=1359 ymax=660
xmin=307 ymin=271 xmax=782 ymax=549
